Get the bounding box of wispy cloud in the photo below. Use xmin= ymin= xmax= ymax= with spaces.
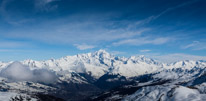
xmin=34 ymin=0 xmax=59 ymax=12
xmin=134 ymin=0 xmax=200 ymax=25
xmin=182 ymin=41 xmax=206 ymax=50
xmin=74 ymin=44 xmax=95 ymax=50
xmin=4 ymin=18 xmax=150 ymax=45
xmin=0 ymin=0 xmax=35 ymax=25
xmin=139 ymin=49 xmax=151 ymax=53
xmin=0 ymin=0 xmax=58 ymax=25
xmin=0 ymin=49 xmax=24 ymax=52
xmin=0 ymin=0 xmax=178 ymax=46
xmin=183 ymin=41 xmax=199 ymax=49
xmin=112 ymin=37 xmax=171 ymax=46
xmin=0 ymin=41 xmax=28 ymax=48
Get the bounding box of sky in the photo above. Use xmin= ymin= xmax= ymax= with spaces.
xmin=0 ymin=0 xmax=206 ymax=62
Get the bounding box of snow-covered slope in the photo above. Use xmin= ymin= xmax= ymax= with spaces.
xmin=124 ymin=85 xmax=206 ymax=101
xmin=165 ymin=60 xmax=206 ymax=69
xmin=91 ymin=65 xmax=206 ymax=101
xmin=122 ymin=68 xmax=206 ymax=101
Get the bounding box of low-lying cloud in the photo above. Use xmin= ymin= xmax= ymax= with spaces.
xmin=0 ymin=62 xmax=58 ymax=84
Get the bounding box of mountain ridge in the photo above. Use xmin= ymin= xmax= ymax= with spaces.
xmin=0 ymin=50 xmax=206 ymax=79
xmin=0 ymin=50 xmax=206 ymax=101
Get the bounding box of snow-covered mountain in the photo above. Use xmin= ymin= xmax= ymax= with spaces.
xmin=0 ymin=50 xmax=206 ymax=101
xmin=91 ymin=67 xmax=206 ymax=101
xmin=1 ymin=50 xmax=205 ymax=79
xmin=19 ymin=49 xmax=163 ymax=78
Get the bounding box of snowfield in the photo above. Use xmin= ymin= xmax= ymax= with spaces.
xmin=124 ymin=85 xmax=206 ymax=101
xmin=0 ymin=92 xmax=37 ymax=101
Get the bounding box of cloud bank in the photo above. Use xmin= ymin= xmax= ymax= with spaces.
xmin=0 ymin=62 xmax=58 ymax=84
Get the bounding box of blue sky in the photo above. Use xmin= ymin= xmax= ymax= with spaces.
xmin=0 ymin=0 xmax=206 ymax=62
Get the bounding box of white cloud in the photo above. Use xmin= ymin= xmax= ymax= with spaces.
xmin=4 ymin=18 xmax=150 ymax=45
xmin=0 ymin=0 xmax=35 ymax=25
xmin=112 ymin=37 xmax=171 ymax=46
xmin=183 ymin=41 xmax=199 ymax=49
xmin=74 ymin=44 xmax=95 ymax=50
xmin=0 ymin=0 xmax=58 ymax=25
xmin=0 ymin=62 xmax=57 ymax=84
xmin=139 ymin=49 xmax=151 ymax=52
xmin=182 ymin=41 xmax=206 ymax=50
xmin=0 ymin=0 xmax=199 ymax=47
xmin=0 ymin=41 xmax=28 ymax=48
xmin=44 ymin=0 xmax=57 ymax=3
xmin=35 ymin=0 xmax=59 ymax=12
xmin=0 ymin=49 xmax=23 ymax=52
xmin=134 ymin=0 xmax=199 ymax=25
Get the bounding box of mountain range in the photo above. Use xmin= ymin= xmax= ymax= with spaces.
xmin=0 ymin=50 xmax=206 ymax=101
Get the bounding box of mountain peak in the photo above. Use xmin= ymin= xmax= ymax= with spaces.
xmin=95 ymin=49 xmax=108 ymax=54
xmin=93 ymin=49 xmax=112 ymax=58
